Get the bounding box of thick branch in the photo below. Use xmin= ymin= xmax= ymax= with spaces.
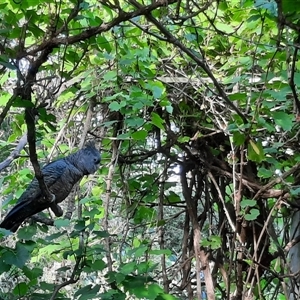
xmin=17 ymin=0 xmax=178 ymax=59
xmin=25 ymin=108 xmax=54 ymax=203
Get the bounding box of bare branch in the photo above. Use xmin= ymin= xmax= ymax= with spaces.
xmin=0 ymin=133 xmax=28 ymax=171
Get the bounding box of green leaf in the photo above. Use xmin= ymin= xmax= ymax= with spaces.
xmin=109 ymin=101 xmax=121 ymax=111
xmin=54 ymin=219 xmax=70 ymax=228
xmin=258 ymin=167 xmax=273 ymax=179
xmin=290 ymin=187 xmax=300 ymax=196
xmin=3 ymin=242 xmax=30 ymax=268
xmin=240 ymin=199 xmax=256 ymax=208
xmin=233 ymin=131 xmax=245 ymax=146
xmin=126 ymin=117 xmax=144 ymax=127
xmin=0 ymin=92 xmax=11 ymax=106
xmin=245 ymin=208 xmax=260 ymax=221
xmin=145 ymin=81 xmax=165 ymax=99
xmin=12 ymin=98 xmax=34 ymax=108
xmin=132 ymin=130 xmax=148 ymax=140
xmin=247 ymin=140 xmax=265 ymax=162
xmin=255 ymin=0 xmax=277 ymax=15
xmin=104 ymin=70 xmax=117 ymax=81
xmin=201 ymin=235 xmax=221 ymax=249
xmin=38 ymin=108 xmax=56 ymax=123
xmin=17 ymin=225 xmax=37 ymax=240
xmin=272 ymin=111 xmax=293 ymax=131
xmin=0 ymin=260 xmax=10 ymax=273
xmin=13 ymin=282 xmax=28 ymax=297
xmin=149 ymin=249 xmax=172 ymax=255
xmin=151 ymin=112 xmax=165 ymax=130
xmin=117 ymin=132 xmax=131 ymax=139
xmin=282 ymin=0 xmax=300 ymax=14
xmin=45 ymin=231 xmax=66 ymax=241
xmin=131 ymin=283 xmax=163 ymax=299
xmin=167 ymin=191 xmax=181 ymax=203
xmin=158 ymin=294 xmax=180 ymax=300
xmin=120 ymin=262 xmax=136 ymax=275
xmin=178 ymin=136 xmax=190 ymax=143
xmin=91 ymin=259 xmax=106 ymax=271
xmin=74 ymin=284 xmax=100 ymax=300
xmin=23 ymin=266 xmax=43 ymax=280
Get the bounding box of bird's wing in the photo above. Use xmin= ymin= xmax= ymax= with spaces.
xmin=0 ymin=160 xmax=69 ymax=232
xmin=17 ymin=159 xmax=68 ymax=203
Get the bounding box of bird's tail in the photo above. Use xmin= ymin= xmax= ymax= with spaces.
xmin=0 ymin=200 xmax=47 ymax=232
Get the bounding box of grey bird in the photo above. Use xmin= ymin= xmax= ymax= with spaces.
xmin=0 ymin=143 xmax=101 ymax=232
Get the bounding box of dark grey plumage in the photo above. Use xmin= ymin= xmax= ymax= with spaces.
xmin=0 ymin=143 xmax=100 ymax=232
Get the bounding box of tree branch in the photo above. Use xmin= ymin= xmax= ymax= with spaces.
xmin=128 ymin=0 xmax=248 ymax=124
xmin=0 ymin=133 xmax=28 ymax=171
xmin=16 ymin=0 xmax=178 ymax=60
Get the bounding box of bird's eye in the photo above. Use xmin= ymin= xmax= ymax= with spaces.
xmin=94 ymin=158 xmax=100 ymax=164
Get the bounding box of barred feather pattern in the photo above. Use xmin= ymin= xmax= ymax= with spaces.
xmin=0 ymin=143 xmax=100 ymax=232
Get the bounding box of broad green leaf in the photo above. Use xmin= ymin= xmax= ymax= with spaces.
xmin=17 ymin=225 xmax=37 ymax=240
xmin=0 ymin=92 xmax=11 ymax=106
xmin=12 ymin=98 xmax=34 ymax=108
xmin=201 ymin=236 xmax=221 ymax=249
xmin=54 ymin=219 xmax=70 ymax=228
xmin=104 ymin=70 xmax=117 ymax=81
xmin=145 ymin=81 xmax=165 ymax=99
xmin=216 ymin=23 xmax=235 ymax=33
xmin=3 ymin=242 xmax=30 ymax=268
xmin=258 ymin=167 xmax=273 ymax=178
xmin=132 ymin=130 xmax=148 ymax=140
xmin=255 ymin=0 xmax=277 ymax=15
xmin=120 ymin=261 xmax=136 ymax=275
xmin=245 ymin=208 xmax=260 ymax=221
xmin=91 ymin=259 xmax=106 ymax=271
xmin=233 ymin=131 xmax=245 ymax=146
xmin=109 ymin=101 xmax=121 ymax=111
xmin=178 ymin=136 xmax=190 ymax=143
xmin=74 ymin=284 xmax=100 ymax=300
xmin=282 ymin=0 xmax=300 ymax=15
xmin=134 ymin=245 xmax=148 ymax=258
xmin=13 ymin=282 xmax=28 ymax=297
xmin=248 ymin=140 xmax=264 ymax=162
xmin=240 ymin=199 xmax=256 ymax=208
xmin=132 ymin=283 xmax=163 ymax=299
xmin=126 ymin=117 xmax=144 ymax=127
xmin=272 ymin=111 xmax=293 ymax=131
xmin=167 ymin=191 xmax=181 ymax=203
xmin=151 ymin=112 xmax=165 ymax=130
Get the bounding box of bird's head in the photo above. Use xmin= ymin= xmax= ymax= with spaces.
xmin=75 ymin=142 xmax=101 ymax=175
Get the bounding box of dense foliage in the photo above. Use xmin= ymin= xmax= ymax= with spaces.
xmin=0 ymin=0 xmax=300 ymax=299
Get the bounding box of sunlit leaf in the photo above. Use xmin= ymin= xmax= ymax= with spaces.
xmin=245 ymin=208 xmax=260 ymax=221
xmin=151 ymin=112 xmax=165 ymax=130
xmin=248 ymin=140 xmax=265 ymax=162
